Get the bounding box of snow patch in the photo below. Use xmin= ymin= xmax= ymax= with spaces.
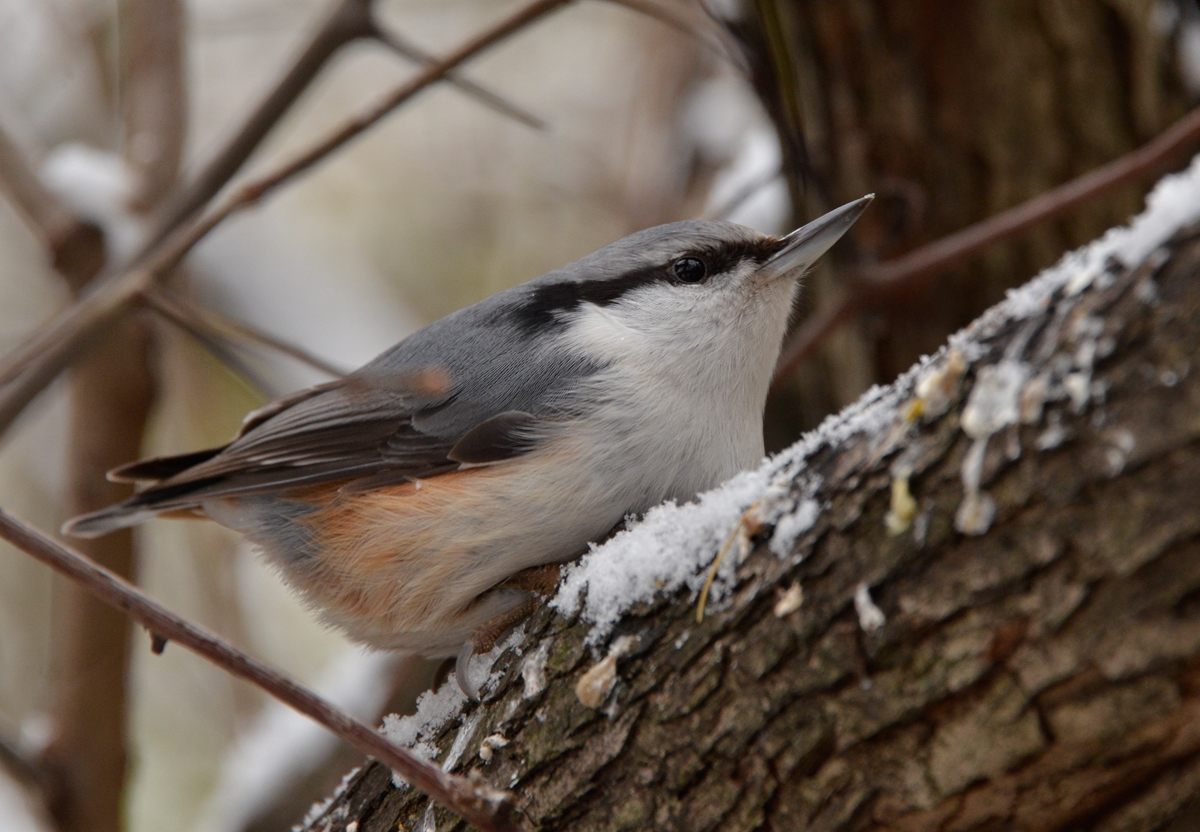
xmin=520 ymin=641 xmax=550 ymax=700
xmin=381 ymin=634 xmax=515 ymax=788
xmin=961 ymin=361 xmax=1029 ymax=439
xmin=854 ymin=585 xmax=886 ymax=632
xmin=382 ymin=681 xmax=467 ymax=771
xmin=40 ymin=142 xmax=145 ymax=264
xmin=769 ymin=498 xmax=820 ymax=557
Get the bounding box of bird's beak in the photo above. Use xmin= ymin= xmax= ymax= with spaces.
xmin=764 ymin=194 xmax=873 ymax=279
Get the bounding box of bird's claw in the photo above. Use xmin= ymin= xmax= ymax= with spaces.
xmin=456 ymin=639 xmax=481 ymax=701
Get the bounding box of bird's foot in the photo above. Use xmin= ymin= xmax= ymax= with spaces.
xmin=499 ymin=562 xmax=562 ymax=595
xmin=456 ymin=596 xmax=541 ymax=701
xmin=454 ymin=564 xmax=563 ymax=700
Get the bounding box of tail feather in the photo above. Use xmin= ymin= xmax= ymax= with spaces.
xmin=64 ymin=448 xmax=228 ymax=538
xmin=107 ymin=447 xmax=225 ymax=483
xmin=62 ymin=502 xmax=180 ymax=538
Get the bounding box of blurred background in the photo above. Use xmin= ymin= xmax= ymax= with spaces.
xmin=0 ymin=1 xmax=1196 ymax=830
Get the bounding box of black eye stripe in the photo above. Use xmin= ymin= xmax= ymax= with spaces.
xmin=508 ymin=235 xmax=789 ymax=335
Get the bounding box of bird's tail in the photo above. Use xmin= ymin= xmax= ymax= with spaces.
xmin=62 ymin=502 xmax=176 ymax=538
xmin=61 ymin=447 xmax=225 ymax=538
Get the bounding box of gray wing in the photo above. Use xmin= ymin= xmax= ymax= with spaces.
xmin=104 ymin=294 xmax=602 ymax=506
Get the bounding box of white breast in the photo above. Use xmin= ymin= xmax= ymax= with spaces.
xmin=559 ymin=290 xmax=792 ymax=512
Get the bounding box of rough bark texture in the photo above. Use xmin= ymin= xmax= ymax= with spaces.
xmin=754 ymin=0 xmax=1193 ymax=442
xmin=301 ymin=220 xmax=1200 ymax=831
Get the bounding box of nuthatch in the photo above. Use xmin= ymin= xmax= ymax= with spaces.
xmin=66 ymin=195 xmax=872 ymax=697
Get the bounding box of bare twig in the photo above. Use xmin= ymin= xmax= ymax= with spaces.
xmin=370 ymin=22 xmax=545 ymax=130
xmin=0 ymin=124 xmax=77 ymax=246
xmin=141 ymin=0 xmax=375 ymax=251
xmin=143 ymin=288 xmax=281 ymax=398
xmin=0 ymin=0 xmax=572 ymax=439
xmin=0 ymin=509 xmax=522 ymax=832
xmin=206 ymin=0 xmax=569 ymax=212
xmin=140 ymin=285 xmax=347 ymax=378
xmin=143 ymin=0 xmax=546 ymax=256
xmin=0 ymin=122 xmax=106 ymax=285
xmin=771 ymin=103 xmax=1200 ymax=392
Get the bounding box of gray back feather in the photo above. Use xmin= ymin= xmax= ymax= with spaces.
xmin=113 ymin=220 xmax=763 ymax=502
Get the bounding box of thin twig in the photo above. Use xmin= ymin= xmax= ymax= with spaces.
xmin=140 ymin=0 xmax=376 ymax=253
xmin=209 ymin=0 xmax=569 ymax=211
xmin=0 ymin=509 xmax=522 ymax=832
xmin=144 ymin=0 xmax=544 ymax=255
xmin=0 ymin=121 xmax=106 ymax=285
xmin=140 ymin=285 xmax=347 ymax=378
xmin=370 ymin=22 xmax=545 ymax=130
xmin=0 ymin=0 xmax=572 ymax=439
xmin=0 ymin=123 xmax=77 ymax=247
xmin=142 ymin=288 xmax=280 ymax=398
xmin=771 ymin=103 xmax=1200 ymax=392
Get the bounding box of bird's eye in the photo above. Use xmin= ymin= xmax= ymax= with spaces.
xmin=672 ymin=257 xmax=707 ymax=283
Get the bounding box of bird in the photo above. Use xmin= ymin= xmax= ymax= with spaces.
xmin=65 ymin=195 xmax=872 ymax=697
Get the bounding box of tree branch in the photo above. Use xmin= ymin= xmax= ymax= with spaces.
xmin=0 ymin=0 xmax=572 ymax=440
xmin=0 ymin=509 xmax=523 ymax=832
xmin=139 ymin=285 xmax=346 ymax=379
xmin=369 ymin=21 xmax=545 ymax=130
xmin=0 ymin=122 xmax=107 ymax=287
xmin=141 ymin=0 xmax=376 ymax=251
xmin=40 ymin=5 xmax=184 ymax=832
xmin=145 ymin=0 xmax=545 ymax=255
xmin=0 ymin=124 xmax=83 ymax=251
xmin=771 ymin=104 xmax=1200 ymax=392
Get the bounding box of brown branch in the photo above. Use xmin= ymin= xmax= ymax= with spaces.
xmin=0 ymin=0 xmax=572 ymax=440
xmin=0 ymin=123 xmax=79 ymax=248
xmin=139 ymin=285 xmax=347 ymax=379
xmin=41 ymin=6 xmax=185 ymax=832
xmin=206 ymin=0 xmax=569 ymax=212
xmin=143 ymin=0 xmax=547 ymax=256
xmin=140 ymin=0 xmax=376 ymax=253
xmin=142 ymin=287 xmax=281 ymax=398
xmin=770 ymin=103 xmax=1200 ymax=393
xmin=0 ymin=121 xmax=106 ymax=285
xmin=0 ymin=509 xmax=522 ymax=832
xmin=122 ymin=0 xmax=187 ymax=210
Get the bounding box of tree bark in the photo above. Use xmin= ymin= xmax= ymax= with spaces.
xmin=300 ymin=215 xmax=1200 ymax=830
xmin=751 ymin=0 xmax=1194 ymax=442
